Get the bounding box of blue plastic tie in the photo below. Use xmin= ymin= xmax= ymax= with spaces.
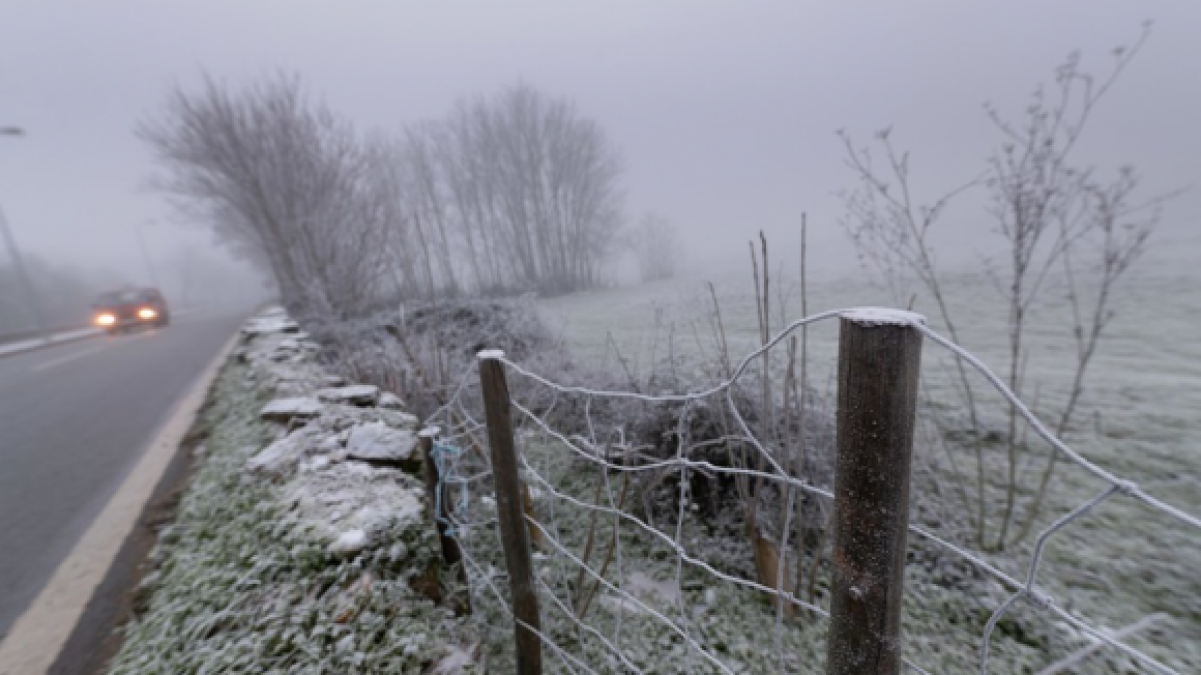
xmin=431 ymin=441 xmax=468 ymax=538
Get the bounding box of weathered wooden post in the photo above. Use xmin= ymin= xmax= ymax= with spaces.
xmin=418 ymin=428 xmax=464 ymax=571
xmin=826 ymin=309 xmax=923 ymax=675
xmin=478 ymin=350 xmax=542 ymax=675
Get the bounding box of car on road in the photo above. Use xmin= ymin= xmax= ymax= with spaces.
xmin=92 ymin=288 xmax=171 ymax=334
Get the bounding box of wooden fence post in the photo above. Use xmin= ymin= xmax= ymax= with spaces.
xmin=478 ymin=350 xmax=542 ymax=675
xmin=418 ymin=428 xmax=464 ymax=572
xmin=826 ymin=309 xmax=923 ymax=675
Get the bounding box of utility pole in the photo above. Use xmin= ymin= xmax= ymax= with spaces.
xmin=0 ymin=126 xmax=49 ymax=341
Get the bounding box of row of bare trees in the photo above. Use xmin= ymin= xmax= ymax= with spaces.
xmin=395 ymin=89 xmax=626 ymax=297
xmin=140 ymin=76 xmax=392 ymax=318
xmin=140 ymin=77 xmax=630 ymax=318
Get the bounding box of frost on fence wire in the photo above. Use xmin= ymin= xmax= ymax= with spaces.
xmin=421 ymin=309 xmax=1200 ymax=675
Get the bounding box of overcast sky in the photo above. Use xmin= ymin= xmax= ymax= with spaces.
xmin=1 ymin=1 xmax=1198 ymax=285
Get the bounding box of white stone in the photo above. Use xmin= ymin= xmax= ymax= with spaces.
xmin=378 ymin=391 xmax=404 ymax=410
xmin=260 ymin=397 xmax=323 ymax=422
xmin=317 ymin=435 xmax=342 ymax=453
xmin=242 ymin=315 xmax=300 ymax=335
xmin=318 ymin=384 xmax=380 ymax=406
xmin=247 ymin=433 xmax=308 ymax=473
xmin=392 ymin=412 xmax=420 ymax=429
xmin=345 ymin=422 xmax=417 ymax=463
xmin=302 ymin=456 xmax=332 ymax=472
xmin=328 ymin=529 xmax=369 ymax=555
xmin=284 ymin=462 xmax=424 ymax=548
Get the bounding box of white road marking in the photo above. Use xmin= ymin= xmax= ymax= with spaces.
xmin=28 ymin=342 xmax=115 ymax=373
xmin=0 ymin=330 xmax=103 ymax=358
xmin=0 ymin=332 xmax=240 ymax=675
xmin=0 ymin=307 xmax=215 ymax=360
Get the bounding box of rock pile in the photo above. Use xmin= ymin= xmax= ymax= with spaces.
xmin=239 ymin=306 xmax=429 ymax=558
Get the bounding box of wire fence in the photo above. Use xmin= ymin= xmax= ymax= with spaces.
xmin=418 ymin=307 xmax=1200 ymax=674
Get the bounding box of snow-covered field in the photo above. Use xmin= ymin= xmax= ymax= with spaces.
xmin=537 ymin=263 xmax=1201 ymax=672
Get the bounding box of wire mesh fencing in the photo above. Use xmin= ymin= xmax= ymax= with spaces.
xmin=415 ymin=307 xmax=1200 ymax=674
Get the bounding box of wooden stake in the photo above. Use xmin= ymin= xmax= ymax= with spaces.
xmin=826 ymin=309 xmax=923 ymax=675
xmin=478 ymin=351 xmax=542 ymax=675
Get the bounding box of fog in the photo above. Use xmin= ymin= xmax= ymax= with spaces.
xmin=5 ymin=5 xmax=1201 ymax=670
xmin=1 ymin=1 xmax=1198 ymax=308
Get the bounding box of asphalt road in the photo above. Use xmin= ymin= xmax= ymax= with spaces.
xmin=0 ymin=309 xmax=249 ymax=644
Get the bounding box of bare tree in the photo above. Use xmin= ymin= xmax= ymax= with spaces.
xmin=839 ymin=24 xmax=1173 ymax=551
xmin=141 ymin=77 xmax=625 ymax=315
xmin=362 ymin=140 xmax=431 ymax=301
xmin=395 ymin=123 xmax=460 ymax=298
xmin=631 ymin=213 xmax=680 ymax=282
xmin=435 ymin=84 xmax=626 ymax=294
xmin=139 ymin=74 xmax=392 ymax=319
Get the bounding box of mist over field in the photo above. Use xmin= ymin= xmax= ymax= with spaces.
xmin=3 ymin=3 xmax=1200 ymax=294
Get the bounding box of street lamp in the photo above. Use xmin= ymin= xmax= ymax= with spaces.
xmin=0 ymin=126 xmax=49 ymax=341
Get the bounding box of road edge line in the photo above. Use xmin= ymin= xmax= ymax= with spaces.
xmin=0 ymin=309 xmax=208 ymax=360
xmin=0 ymin=330 xmax=104 ymax=360
xmin=0 ymin=330 xmax=242 ymax=675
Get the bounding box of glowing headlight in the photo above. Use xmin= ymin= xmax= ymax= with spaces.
xmin=138 ymin=308 xmax=157 ymax=320
xmin=96 ymin=314 xmax=116 ymax=326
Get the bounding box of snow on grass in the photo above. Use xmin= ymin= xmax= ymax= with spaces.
xmin=442 ymin=434 xmax=1076 ymax=673
xmin=536 ymin=269 xmax=1201 ymax=672
xmin=284 ymin=460 xmax=424 ymax=550
xmin=108 ymin=313 xmax=478 ymax=674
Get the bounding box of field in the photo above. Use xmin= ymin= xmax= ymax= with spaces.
xmin=532 ymin=262 xmax=1201 ymax=672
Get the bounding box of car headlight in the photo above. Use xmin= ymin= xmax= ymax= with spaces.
xmin=96 ymin=313 xmax=116 ymax=326
xmin=138 ymin=308 xmax=157 ymax=320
